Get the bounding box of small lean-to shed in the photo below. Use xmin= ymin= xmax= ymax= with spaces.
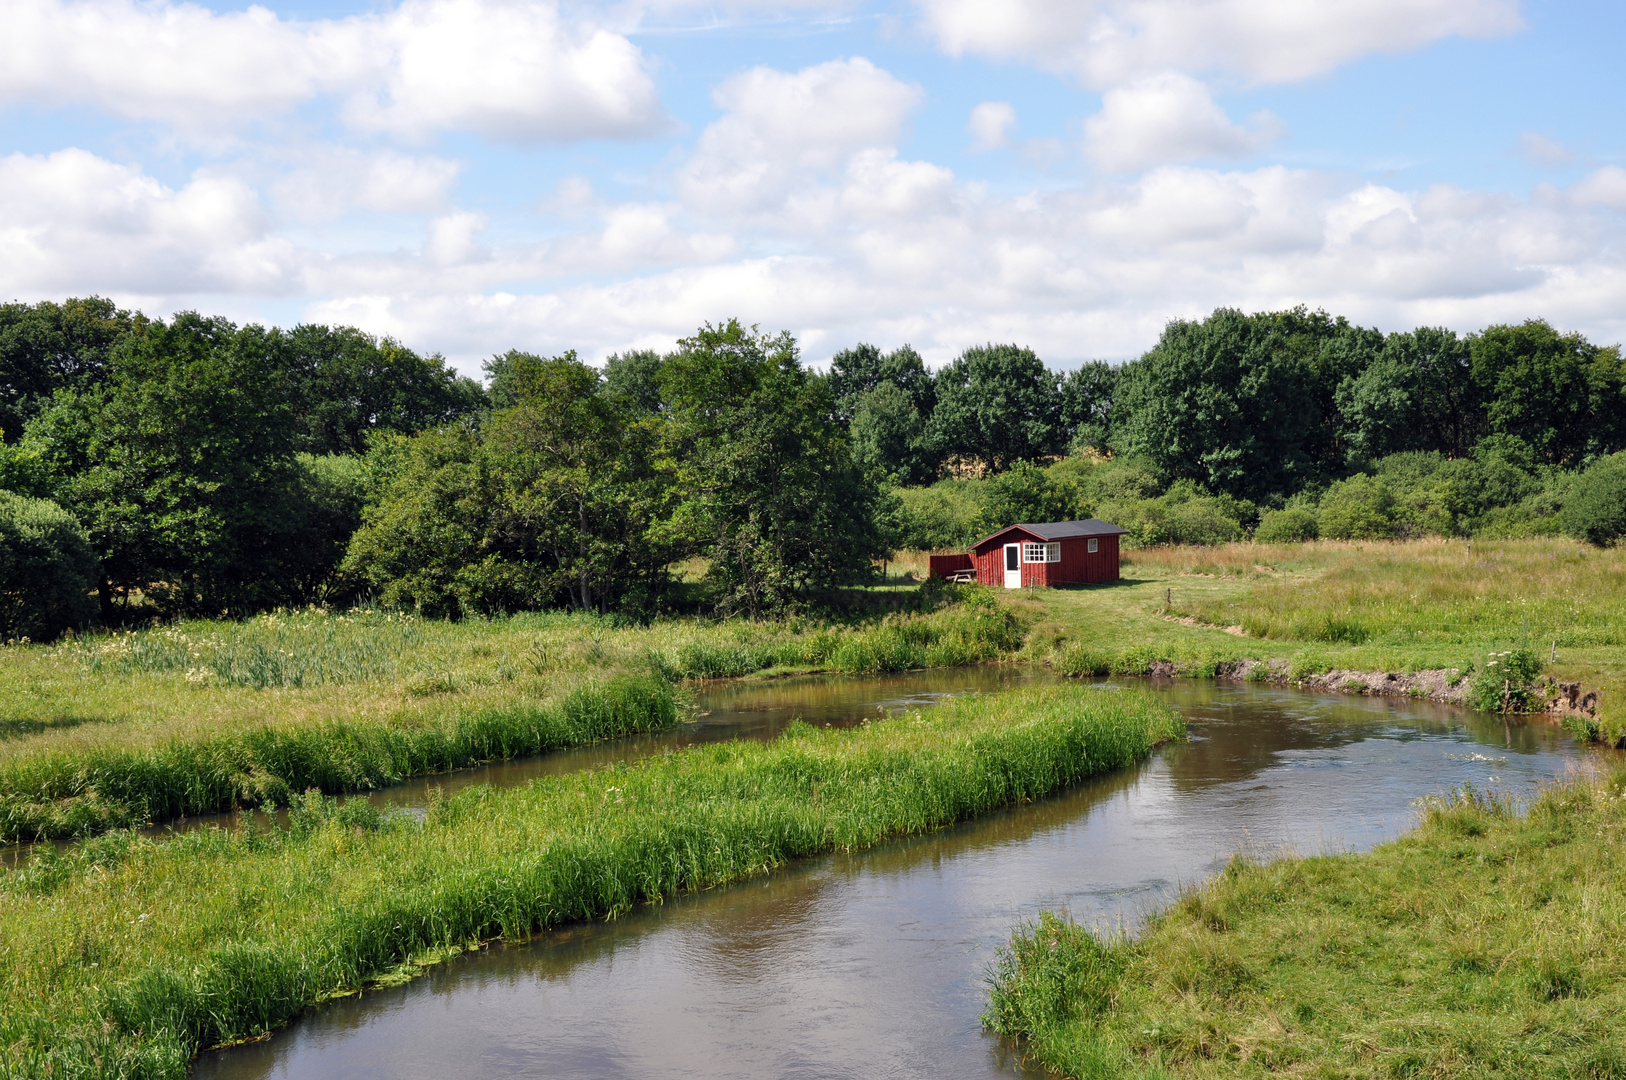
xmin=963 ymin=519 xmax=1127 ymax=588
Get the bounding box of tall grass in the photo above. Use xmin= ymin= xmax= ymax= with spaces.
xmin=986 ymin=768 xmax=1626 ymax=1079
xmin=0 ymin=591 xmax=1030 ymax=842
xmin=0 ymin=685 xmax=1183 ymax=1079
xmin=0 ymin=672 xmax=677 ymax=842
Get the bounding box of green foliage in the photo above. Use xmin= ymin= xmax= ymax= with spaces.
xmin=0 ymin=686 xmax=1183 ymax=1075
xmin=1560 ymin=451 xmax=1626 ymax=545
xmin=346 ymin=352 xmax=678 ymax=618
xmin=1254 ymin=507 xmax=1318 ymax=543
xmin=24 ymin=313 xmax=308 ymax=617
xmin=1059 ymin=362 xmax=1118 ymax=452
xmin=974 ymin=460 xmax=1085 ymax=535
xmin=601 ymin=349 xmax=666 ymax=415
xmin=1316 ymin=473 xmax=1397 ymax=539
xmin=826 ymin=342 xmax=935 ymax=426
xmin=927 ymin=343 xmax=1062 ymax=472
xmin=1470 ymin=320 xmax=1626 ymax=466
xmin=891 ymin=481 xmax=983 ymax=550
xmin=0 ymin=491 xmax=97 ymax=641
xmin=851 ymin=381 xmax=934 ymax=484
xmin=1467 ymin=647 xmax=1544 ymax=712
xmin=1097 ymin=482 xmax=1249 ymax=547
xmin=661 ymin=320 xmax=886 ymax=616
xmin=282 ymin=324 xmax=484 ymax=456
xmin=1113 ymin=308 xmax=1372 ymax=501
xmin=0 ymin=296 xmax=142 ymax=443
xmin=1335 ymin=327 xmax=1480 ymax=461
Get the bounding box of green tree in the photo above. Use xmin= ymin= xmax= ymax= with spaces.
xmin=827 ymin=343 xmax=935 ymax=426
xmin=24 ymin=313 xmax=303 ymax=617
xmin=1560 ymin=452 xmax=1626 ymax=545
xmin=1317 ymin=474 xmax=1398 ymax=540
xmin=1470 ymin=320 xmax=1626 ymax=466
xmin=851 ymin=382 xmax=934 ymax=484
xmin=1112 ymin=309 xmax=1340 ymax=501
xmin=1059 ymin=362 xmax=1117 ymax=452
xmin=1336 ymin=328 xmax=1482 ymax=463
xmin=973 ymin=461 xmax=1082 ymax=535
xmin=0 ymin=297 xmax=143 ymax=442
xmin=346 ymin=353 xmax=678 ymax=617
xmin=660 ymin=320 xmax=886 ymax=616
xmin=603 ymin=349 xmax=666 ymax=415
xmin=283 ymin=324 xmax=484 ymax=455
xmin=0 ymin=491 xmax=97 ymax=640
xmin=928 ymin=344 xmax=1061 ymax=473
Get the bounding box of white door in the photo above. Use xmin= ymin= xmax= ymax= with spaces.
xmin=1003 ymin=543 xmax=1022 ymax=588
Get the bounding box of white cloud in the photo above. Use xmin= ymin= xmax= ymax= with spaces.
xmin=910 ymin=0 xmax=1523 ymax=87
xmin=0 ymin=0 xmax=664 ymax=141
xmin=677 ymin=58 xmax=924 ymax=212
xmin=967 ymin=102 xmax=1017 ymax=151
xmin=1517 ymin=131 xmax=1576 ymax=167
xmin=0 ymin=148 xmax=295 ymax=296
xmin=1084 ymin=73 xmax=1279 ymax=172
xmin=1572 ymin=166 xmax=1626 ymax=210
xmin=270 ymin=149 xmax=462 ymax=222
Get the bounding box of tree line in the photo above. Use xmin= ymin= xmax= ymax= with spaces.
xmin=2 ymin=297 xmax=1624 ymax=641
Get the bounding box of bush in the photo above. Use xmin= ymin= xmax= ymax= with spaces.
xmin=1254 ymin=507 xmax=1318 ymax=543
xmin=1561 ymin=452 xmax=1626 ymax=545
xmin=0 ymin=491 xmax=97 ymax=641
xmin=892 ymin=482 xmax=983 ymax=550
xmin=1468 ymin=648 xmax=1544 ymax=712
xmin=1318 ymin=474 xmax=1397 ymax=539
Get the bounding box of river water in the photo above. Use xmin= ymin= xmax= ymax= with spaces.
xmin=191 ymin=673 xmax=1595 ymax=1080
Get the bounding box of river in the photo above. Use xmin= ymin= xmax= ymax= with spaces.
xmin=191 ymin=672 xmax=1593 ymax=1079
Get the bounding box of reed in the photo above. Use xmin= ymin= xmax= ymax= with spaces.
xmin=986 ymin=768 xmax=1626 ymax=1079
xmin=0 ymin=684 xmax=1183 ymax=1079
xmin=0 ymin=593 xmax=1028 ymax=842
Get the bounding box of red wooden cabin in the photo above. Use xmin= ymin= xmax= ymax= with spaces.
xmin=931 ymin=519 xmax=1126 ymax=588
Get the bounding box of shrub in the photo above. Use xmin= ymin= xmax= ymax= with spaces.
xmin=1254 ymin=507 xmax=1319 ymax=543
xmin=0 ymin=491 xmax=97 ymax=641
xmin=1318 ymin=474 xmax=1397 ymax=539
xmin=1468 ymin=648 xmax=1543 ymax=712
xmin=1560 ymin=452 xmax=1626 ymax=545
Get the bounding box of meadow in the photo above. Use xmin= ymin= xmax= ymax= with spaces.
xmin=985 ymin=768 xmax=1626 ymax=1079
xmin=0 ymin=684 xmax=1184 ymax=1079
xmin=1004 ymin=538 xmax=1626 ymax=742
xmin=0 ymin=591 xmax=1023 ymax=842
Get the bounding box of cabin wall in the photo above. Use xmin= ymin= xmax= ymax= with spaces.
xmin=927 ymin=553 xmax=974 ymax=579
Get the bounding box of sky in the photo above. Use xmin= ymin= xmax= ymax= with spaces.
xmin=1 ymin=0 xmax=1623 ymax=375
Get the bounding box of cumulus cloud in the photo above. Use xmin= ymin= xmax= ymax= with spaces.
xmin=910 ymin=0 xmax=1523 ymax=87
xmin=1573 ymin=166 xmax=1626 ymax=210
xmin=0 ymin=148 xmax=295 ymax=297
xmin=270 ymin=149 xmax=462 ymax=222
xmin=677 ymin=57 xmax=924 ymax=213
xmin=1084 ymin=73 xmax=1280 ymax=172
xmin=0 ymin=0 xmax=664 ymax=140
xmin=967 ymin=102 xmax=1017 ymax=151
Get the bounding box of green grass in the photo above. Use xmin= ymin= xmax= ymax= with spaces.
xmin=0 ymin=684 xmax=1183 ymax=1079
xmin=1007 ymin=538 xmax=1626 ymax=739
xmin=985 ymin=769 xmax=1626 ymax=1079
xmin=0 ymin=591 xmax=1025 ymax=842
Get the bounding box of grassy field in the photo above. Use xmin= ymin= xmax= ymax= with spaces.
xmin=0 ymin=593 xmax=1023 ymax=842
xmin=0 ymin=684 xmax=1183 ymax=1079
xmin=996 ymin=538 xmax=1626 ymax=741
xmin=986 ymin=767 xmax=1626 ymax=1079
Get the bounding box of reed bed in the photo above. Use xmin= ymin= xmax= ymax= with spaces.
xmin=986 ymin=768 xmax=1626 ymax=1079
xmin=0 ymin=592 xmax=1026 ymax=842
xmin=0 ymin=684 xmax=1183 ymax=1079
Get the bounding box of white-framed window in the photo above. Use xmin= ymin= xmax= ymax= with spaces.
xmin=1023 ymin=542 xmax=1060 ymax=563
xmin=1087 ymin=538 xmax=1099 ymax=553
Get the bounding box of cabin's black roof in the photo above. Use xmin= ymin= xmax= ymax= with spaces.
xmin=971 ymin=519 xmax=1128 ymax=549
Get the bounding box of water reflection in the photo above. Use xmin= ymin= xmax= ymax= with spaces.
xmin=193 ymin=677 xmax=1600 ymax=1080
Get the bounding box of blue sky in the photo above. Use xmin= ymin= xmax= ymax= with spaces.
xmin=1 ymin=0 xmax=1622 ymax=373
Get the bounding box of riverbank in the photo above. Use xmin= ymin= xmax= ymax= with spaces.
xmin=0 ymin=684 xmax=1183 ymax=1079
xmin=1014 ymin=538 xmax=1624 ymax=743
xmin=0 ymin=593 xmax=1021 ymax=842
xmin=986 ymin=765 xmax=1626 ymax=1079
